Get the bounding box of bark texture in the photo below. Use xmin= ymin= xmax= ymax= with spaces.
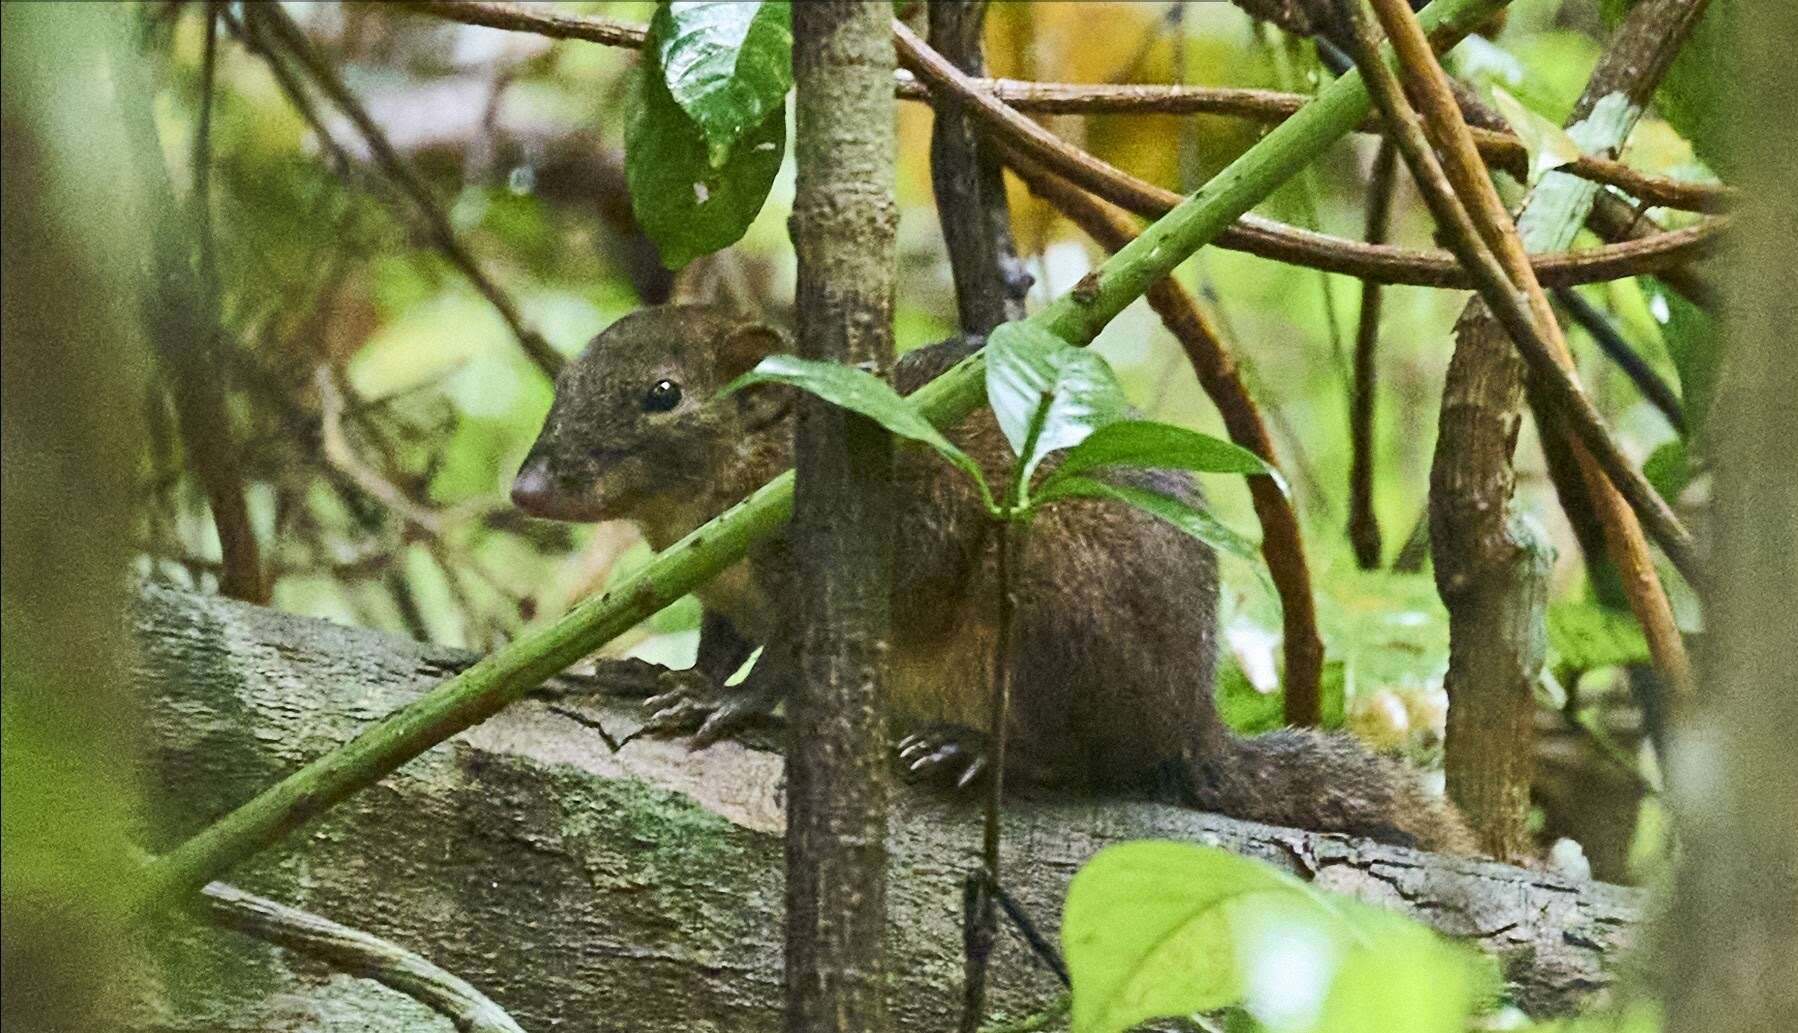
xmin=787 ymin=5 xmax=900 ymax=1031
xmin=1667 ymin=3 xmax=1798 ymax=1030
xmin=125 ymin=584 xmax=1647 ymax=1030
xmin=1430 ymin=0 xmax=1710 ymax=859
xmin=926 ymin=0 xmax=1029 ymax=334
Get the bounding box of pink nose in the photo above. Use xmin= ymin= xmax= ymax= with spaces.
xmin=510 ymin=458 xmax=557 ymax=514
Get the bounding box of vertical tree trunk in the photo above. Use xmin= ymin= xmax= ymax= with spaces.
xmin=1667 ymin=3 xmax=1798 ymax=1031
xmin=1431 ymin=0 xmax=1711 ymax=859
xmin=2 ymin=5 xmax=151 ymax=1030
xmin=786 ymin=5 xmax=899 ymax=1033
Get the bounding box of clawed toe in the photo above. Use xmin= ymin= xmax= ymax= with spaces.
xmin=896 ymin=726 xmax=990 ymax=791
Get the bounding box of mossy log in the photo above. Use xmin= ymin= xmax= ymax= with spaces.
xmin=127 ymin=584 xmax=1644 ymax=1030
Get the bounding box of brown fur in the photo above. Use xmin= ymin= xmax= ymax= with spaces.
xmin=516 ymin=305 xmax=1477 ymax=855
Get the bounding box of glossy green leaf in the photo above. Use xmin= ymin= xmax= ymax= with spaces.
xmin=1039 ymin=419 xmax=1283 ymax=497
xmin=1063 ymin=841 xmax=1485 ymax=1033
xmin=654 ymin=1 xmax=793 ymax=167
xmin=985 ymin=321 xmax=1128 ymax=493
xmin=624 ymin=51 xmax=785 ymax=270
xmin=726 ymin=354 xmax=992 ymax=504
xmin=1035 ymin=475 xmax=1259 ymax=563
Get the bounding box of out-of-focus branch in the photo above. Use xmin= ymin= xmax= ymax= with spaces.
xmin=197 ymin=879 xmax=528 ymax=1033
xmin=1554 ymin=287 xmax=1686 ymax=434
xmin=1348 ymin=138 xmax=1398 ymax=570
xmin=116 ymin=6 xmax=268 ymax=605
xmin=243 ymin=3 xmax=562 ymax=377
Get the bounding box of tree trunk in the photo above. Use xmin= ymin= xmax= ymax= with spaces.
xmin=1666 ymin=3 xmax=1798 ymax=1030
xmin=787 ymin=5 xmax=900 ymax=1032
xmin=1431 ymin=0 xmax=1711 ymax=859
xmin=125 ymin=584 xmax=1648 ymax=1029
xmin=2 ymin=6 xmax=153 ymax=1031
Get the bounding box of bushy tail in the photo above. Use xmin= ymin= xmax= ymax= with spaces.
xmin=1185 ymin=728 xmax=1481 ymax=856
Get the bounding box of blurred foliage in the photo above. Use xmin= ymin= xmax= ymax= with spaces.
xmin=123 ymin=0 xmax=1717 ymax=873
xmin=1061 ymin=841 xmax=1497 ymax=1033
xmin=4 ymin=4 xmax=157 ymax=1029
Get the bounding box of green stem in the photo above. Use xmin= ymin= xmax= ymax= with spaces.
xmin=132 ymin=0 xmax=1507 ymax=917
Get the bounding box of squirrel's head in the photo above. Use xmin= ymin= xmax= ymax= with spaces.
xmin=511 ymin=305 xmax=788 ymax=529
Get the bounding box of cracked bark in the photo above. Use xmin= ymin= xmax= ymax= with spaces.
xmin=125 ymin=584 xmax=1644 ymax=1029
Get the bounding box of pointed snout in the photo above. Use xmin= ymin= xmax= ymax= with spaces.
xmin=510 ymin=454 xmax=561 ymax=516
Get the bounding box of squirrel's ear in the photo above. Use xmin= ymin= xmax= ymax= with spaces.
xmin=717 ymin=322 xmax=785 ymax=381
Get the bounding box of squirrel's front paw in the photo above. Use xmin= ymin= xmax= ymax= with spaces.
xmin=897 ymin=725 xmax=990 ymax=790
xmin=635 ymin=669 xmax=781 ymax=749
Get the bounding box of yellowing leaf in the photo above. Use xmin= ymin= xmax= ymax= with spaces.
xmin=1491 ymin=85 xmax=1584 ymax=185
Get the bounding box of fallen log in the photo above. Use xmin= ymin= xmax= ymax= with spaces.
xmin=127 ymin=583 xmax=1645 ymax=1030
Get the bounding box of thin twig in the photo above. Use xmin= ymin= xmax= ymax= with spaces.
xmin=890 ymin=19 xmax=1724 ymax=292
xmin=1554 ymin=287 xmax=1686 ymax=434
xmin=197 ymin=880 xmax=528 ymax=1033
xmin=388 ymin=1 xmax=1725 ymax=286
xmin=1346 ymin=0 xmax=1695 ymax=693
xmin=391 ymin=0 xmax=1728 ymax=213
xmin=314 ymin=366 xmax=447 ymax=537
xmin=1349 ymin=138 xmax=1398 ymax=569
xmin=117 ymin=8 xmax=269 ymax=605
xmin=245 ymin=3 xmax=562 ymax=377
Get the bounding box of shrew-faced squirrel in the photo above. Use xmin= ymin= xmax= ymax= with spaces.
xmin=513 ymin=305 xmax=1477 ymax=854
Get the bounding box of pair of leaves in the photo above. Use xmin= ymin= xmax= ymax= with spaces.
xmin=727 ymin=320 xmax=1276 ymax=564
xmin=626 ymin=2 xmax=792 ymax=269
xmin=983 ymin=321 xmax=1276 ymax=561
xmin=1062 ymin=841 xmax=1490 ymax=1033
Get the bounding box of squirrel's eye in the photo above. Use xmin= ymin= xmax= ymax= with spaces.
xmin=642 ymin=378 xmax=682 ymax=412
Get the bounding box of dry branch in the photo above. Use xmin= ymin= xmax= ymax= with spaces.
xmin=395 ymin=0 xmax=1727 ymax=213
xmin=393 ymin=0 xmax=1723 ymax=290
xmin=243 ymin=4 xmax=562 ymax=377
xmin=128 ymin=584 xmax=1644 ymax=1029
xmin=1341 ymin=0 xmax=1702 ymax=854
xmin=197 ymin=880 xmax=527 ymax=1033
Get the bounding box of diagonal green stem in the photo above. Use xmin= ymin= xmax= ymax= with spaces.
xmin=132 ymin=0 xmax=1507 ymax=917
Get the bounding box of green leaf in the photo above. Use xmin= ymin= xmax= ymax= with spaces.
xmin=1034 ymin=475 xmax=1259 ymax=564
xmin=1490 ymin=85 xmax=1584 ymax=186
xmin=726 ymin=354 xmax=993 ymax=504
xmin=654 ymin=1 xmax=793 ymax=168
xmin=1039 ymin=419 xmax=1283 ymax=497
xmin=625 ymin=51 xmax=785 ymax=270
xmin=985 ymin=321 xmax=1129 ymax=493
xmin=1547 ymin=600 xmax=1650 ymax=673
xmin=1063 ymin=841 xmax=1484 ymax=1033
